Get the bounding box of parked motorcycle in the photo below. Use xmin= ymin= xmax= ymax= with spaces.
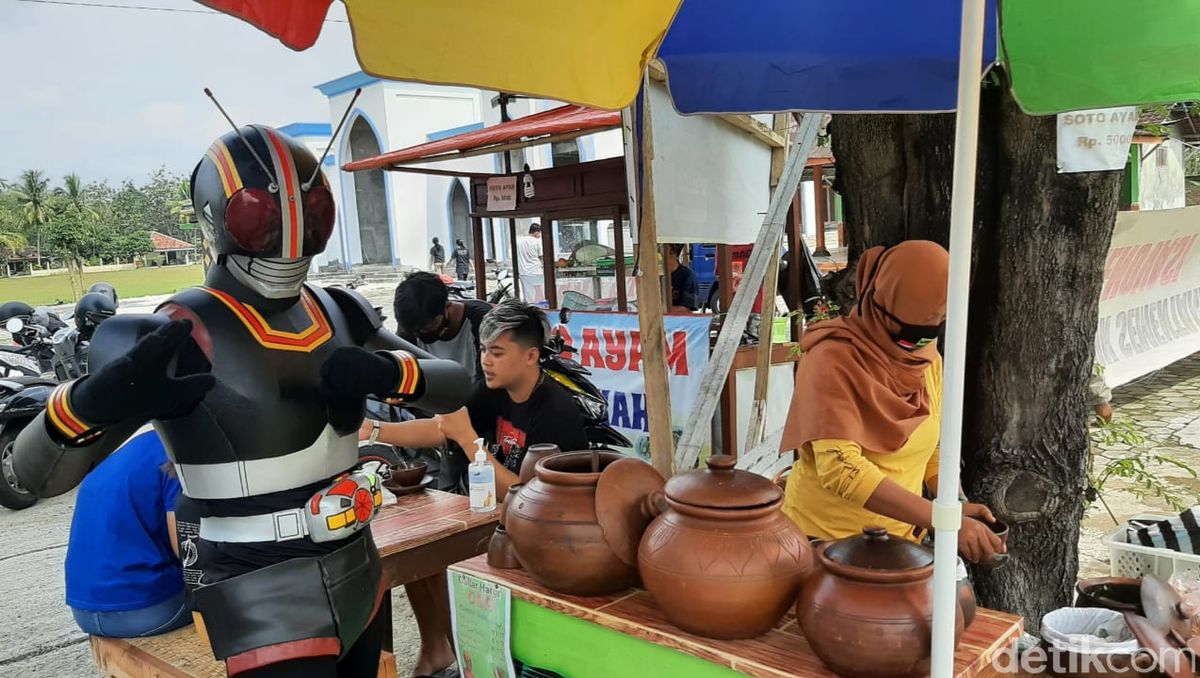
xmin=489 ymin=269 xmax=514 ymax=305
xmin=546 ymin=307 xmax=632 ymax=449
xmin=0 ymin=288 xmax=117 ymax=509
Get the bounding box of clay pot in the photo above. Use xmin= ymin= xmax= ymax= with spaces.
xmin=487 ymin=525 xmax=521 ymax=569
xmin=506 ymin=451 xmax=641 ymax=596
xmin=958 ymin=576 xmax=977 ymax=630
xmin=1075 ymin=577 xmax=1143 ymax=616
xmin=798 ymin=526 xmax=964 ymax=677
xmin=388 ymin=461 xmax=427 ymax=487
xmin=519 ymin=443 xmax=563 ymax=484
xmin=638 ymin=455 xmax=813 ymax=640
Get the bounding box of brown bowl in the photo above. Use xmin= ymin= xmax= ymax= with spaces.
xmin=388 ymin=462 xmax=428 ymax=487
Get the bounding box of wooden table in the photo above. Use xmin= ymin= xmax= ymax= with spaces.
xmin=371 ymin=489 xmax=498 ymax=653
xmin=451 ymin=556 xmax=1023 ymax=678
xmin=90 ymin=490 xmax=497 ymax=676
xmin=372 ymin=488 xmax=499 ymax=591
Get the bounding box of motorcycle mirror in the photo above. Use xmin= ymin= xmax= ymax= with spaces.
xmin=498 ymin=269 xmax=510 ymax=281
xmin=6 ymin=317 xmax=24 ymax=334
xmin=558 ymin=307 xmax=571 ymax=325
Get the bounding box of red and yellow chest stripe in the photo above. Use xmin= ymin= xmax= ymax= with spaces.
xmin=200 ymin=287 xmax=332 ymax=352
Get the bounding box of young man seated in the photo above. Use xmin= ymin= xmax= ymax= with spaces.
xmin=361 ymin=301 xmax=587 ymax=678
xmin=393 ymin=271 xmax=491 ymax=384
xmin=362 ymin=300 xmax=588 ymax=498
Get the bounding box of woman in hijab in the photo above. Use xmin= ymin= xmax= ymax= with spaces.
xmin=781 ymin=240 xmax=1004 ymax=564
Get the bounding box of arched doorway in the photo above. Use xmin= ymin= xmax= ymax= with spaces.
xmin=347 ymin=116 xmax=391 ymax=265
xmin=448 ymin=181 xmax=471 ymax=258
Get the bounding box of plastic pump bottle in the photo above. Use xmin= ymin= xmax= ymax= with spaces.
xmin=468 ymin=438 xmax=497 ymax=512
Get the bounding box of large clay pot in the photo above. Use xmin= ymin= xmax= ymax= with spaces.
xmin=506 ymin=451 xmax=641 ymax=596
xmin=638 ymin=455 xmax=813 ymax=640
xmin=798 ymin=526 xmax=964 ymax=677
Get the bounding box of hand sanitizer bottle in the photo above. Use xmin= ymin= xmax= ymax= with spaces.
xmin=468 ymin=438 xmax=496 ymax=513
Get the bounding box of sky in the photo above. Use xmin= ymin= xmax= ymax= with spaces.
xmin=0 ymin=0 xmax=361 ymax=186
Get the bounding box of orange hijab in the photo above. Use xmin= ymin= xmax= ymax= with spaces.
xmin=783 ymin=240 xmax=949 ymax=452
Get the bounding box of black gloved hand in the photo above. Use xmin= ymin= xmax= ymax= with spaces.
xmin=319 ymin=346 xmax=402 ymax=400
xmin=71 ymin=319 xmax=215 ymax=426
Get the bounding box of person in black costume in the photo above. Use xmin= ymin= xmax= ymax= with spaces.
xmin=12 ymin=125 xmax=469 ymax=677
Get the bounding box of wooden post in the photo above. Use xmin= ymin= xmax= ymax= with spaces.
xmin=613 ymin=206 xmax=628 ymax=312
xmin=661 ymin=244 xmax=673 ymax=311
xmin=509 ymin=219 xmax=520 ymax=301
xmin=813 ymin=165 xmax=830 ymax=257
xmin=541 ymin=216 xmax=556 ymax=306
xmin=471 ymin=217 xmax=486 ymax=300
xmin=744 ymin=113 xmax=791 ymax=452
xmin=788 ymin=195 xmax=803 ymax=342
xmin=676 ymin=113 xmax=821 ymax=470
xmin=632 ymin=83 xmax=675 ymax=479
xmin=717 ymin=244 xmax=735 ymax=456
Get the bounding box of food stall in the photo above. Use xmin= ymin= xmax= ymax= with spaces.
xmin=191 ymin=0 xmax=1200 ymax=674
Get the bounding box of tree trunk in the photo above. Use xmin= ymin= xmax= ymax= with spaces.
xmin=831 ymin=82 xmax=1122 ymax=629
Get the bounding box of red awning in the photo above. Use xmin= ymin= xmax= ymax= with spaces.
xmin=343 ymin=104 xmax=621 ymax=172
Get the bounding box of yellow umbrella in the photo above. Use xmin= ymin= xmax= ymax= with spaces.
xmin=200 ymin=0 xmax=681 ymax=110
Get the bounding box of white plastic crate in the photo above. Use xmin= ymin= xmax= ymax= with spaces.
xmin=1104 ymin=513 xmax=1200 ymax=579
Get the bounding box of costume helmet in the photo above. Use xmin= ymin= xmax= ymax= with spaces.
xmin=87 ymin=281 xmax=118 ymax=307
xmin=190 ymin=125 xmax=335 ymax=298
xmin=74 ymin=292 xmax=117 ymax=339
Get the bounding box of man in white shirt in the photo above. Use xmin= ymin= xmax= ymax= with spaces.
xmin=516 ymin=223 xmax=545 ymax=302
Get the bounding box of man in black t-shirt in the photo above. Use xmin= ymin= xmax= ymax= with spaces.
xmin=362 ymin=300 xmax=586 ymax=496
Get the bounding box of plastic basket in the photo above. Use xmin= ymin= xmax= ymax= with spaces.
xmin=1104 ymin=513 xmax=1200 ymax=579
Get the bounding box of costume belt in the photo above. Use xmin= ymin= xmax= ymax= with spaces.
xmin=199 ymin=469 xmax=384 ymax=544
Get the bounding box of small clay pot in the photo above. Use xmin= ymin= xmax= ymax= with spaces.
xmin=388 ymin=461 xmax=427 ymax=487
xmin=519 ymin=443 xmax=563 ymax=484
xmin=958 ymin=576 xmax=977 ymax=630
xmin=638 ymin=455 xmax=813 ymax=640
xmin=487 ymin=525 xmax=521 ymax=570
xmin=798 ymin=526 xmax=964 ymax=677
xmin=506 ymin=451 xmax=640 ymax=596
xmin=1076 ymin=577 xmax=1143 ymax=615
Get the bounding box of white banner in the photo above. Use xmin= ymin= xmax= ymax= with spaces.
xmin=1095 ymin=207 xmax=1200 ymax=386
xmin=557 ymin=311 xmax=712 ymax=459
xmin=1057 ymin=107 xmax=1137 ymax=174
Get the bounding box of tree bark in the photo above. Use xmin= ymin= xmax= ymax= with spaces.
xmin=831 ymin=82 xmax=1122 ymax=628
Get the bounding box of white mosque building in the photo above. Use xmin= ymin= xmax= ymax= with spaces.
xmin=285 ymin=72 xmax=624 ymax=273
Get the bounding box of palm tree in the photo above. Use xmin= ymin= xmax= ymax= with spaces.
xmin=59 ymin=173 xmax=98 ymax=219
xmin=14 ymin=170 xmax=52 ymax=267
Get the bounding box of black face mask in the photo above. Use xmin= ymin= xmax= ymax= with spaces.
xmin=875 ymin=302 xmax=943 ymax=350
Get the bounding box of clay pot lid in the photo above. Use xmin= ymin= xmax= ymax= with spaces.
xmin=1124 ymin=612 xmax=1194 ymax=678
xmin=823 ymin=526 xmax=934 ymax=571
xmin=596 ymin=458 xmax=666 ymax=567
xmin=663 ymin=455 xmax=781 ymax=510
xmin=1141 ymin=575 xmax=1193 ymax=640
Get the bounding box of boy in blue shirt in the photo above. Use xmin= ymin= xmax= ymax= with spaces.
xmin=65 ymin=429 xmax=189 ymax=638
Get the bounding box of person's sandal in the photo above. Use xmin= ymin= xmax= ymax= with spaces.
xmin=415 ymin=666 xmax=460 ymax=678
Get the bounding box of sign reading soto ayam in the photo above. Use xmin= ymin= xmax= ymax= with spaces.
xmin=486 ymin=176 xmax=517 ymax=211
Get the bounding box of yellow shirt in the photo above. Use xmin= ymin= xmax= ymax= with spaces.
xmin=782 ymin=355 xmax=942 ymax=542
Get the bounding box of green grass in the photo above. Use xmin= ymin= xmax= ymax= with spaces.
xmin=0 ymin=265 xmax=204 ymax=306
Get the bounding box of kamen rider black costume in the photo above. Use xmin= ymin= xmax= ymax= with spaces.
xmin=12 ymin=125 xmax=470 ymax=676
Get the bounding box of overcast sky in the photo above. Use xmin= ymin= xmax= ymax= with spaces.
xmin=0 ymin=0 xmax=360 ymax=186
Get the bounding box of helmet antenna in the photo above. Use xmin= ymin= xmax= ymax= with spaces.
xmin=203 ymin=88 xmax=279 ymax=193
xmin=304 ymin=88 xmax=362 ymax=191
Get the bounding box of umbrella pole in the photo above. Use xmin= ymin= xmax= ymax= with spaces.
xmin=931 ymin=1 xmax=988 ymax=677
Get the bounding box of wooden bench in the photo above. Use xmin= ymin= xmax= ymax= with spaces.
xmin=89 ymin=626 xmax=398 ymax=678
xmin=88 ymin=491 xmax=496 ymax=676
